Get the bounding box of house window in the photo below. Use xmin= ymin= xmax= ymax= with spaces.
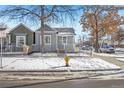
xmin=62 ymin=36 xmax=67 ymax=44
xmin=45 ymin=35 xmax=51 ymax=45
xmin=16 ymin=36 xmax=26 ymax=47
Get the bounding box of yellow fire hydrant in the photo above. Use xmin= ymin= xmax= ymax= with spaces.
xmin=64 ymin=55 xmax=70 ymax=67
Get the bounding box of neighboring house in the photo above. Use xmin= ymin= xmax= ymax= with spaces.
xmin=0 ymin=28 xmax=9 ymax=51
xmin=99 ymin=38 xmax=113 ymax=47
xmin=111 ymin=30 xmax=124 ymax=48
xmin=7 ymin=23 xmax=34 ymax=52
xmin=34 ymin=24 xmax=76 ymax=52
xmin=0 ymin=38 xmax=6 ymax=49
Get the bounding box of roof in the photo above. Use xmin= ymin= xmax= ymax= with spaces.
xmin=9 ymin=23 xmax=34 ymax=33
xmin=54 ymin=28 xmax=74 ymax=32
xmin=36 ymin=24 xmax=54 ymax=31
xmin=54 ymin=28 xmax=76 ymax=35
xmin=36 ymin=25 xmax=76 ymax=35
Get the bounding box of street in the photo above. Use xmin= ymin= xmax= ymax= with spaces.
xmin=1 ymin=79 xmax=124 ymax=88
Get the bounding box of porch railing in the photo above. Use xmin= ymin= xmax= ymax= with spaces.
xmin=0 ymin=44 xmax=33 ymax=55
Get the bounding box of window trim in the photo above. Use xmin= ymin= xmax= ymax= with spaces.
xmin=62 ymin=36 xmax=67 ymax=45
xmin=44 ymin=35 xmax=51 ymax=45
xmin=16 ymin=36 xmax=26 ymax=47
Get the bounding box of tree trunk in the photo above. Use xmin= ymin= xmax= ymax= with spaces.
xmin=41 ymin=5 xmax=44 ymax=53
xmin=94 ymin=14 xmax=99 ymax=53
xmin=95 ymin=29 xmax=99 ymax=53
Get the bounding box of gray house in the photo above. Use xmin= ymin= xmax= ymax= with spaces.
xmin=34 ymin=25 xmax=76 ymax=52
xmin=7 ymin=23 xmax=34 ymax=52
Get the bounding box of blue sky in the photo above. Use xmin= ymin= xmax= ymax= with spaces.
xmin=0 ymin=5 xmax=124 ymax=42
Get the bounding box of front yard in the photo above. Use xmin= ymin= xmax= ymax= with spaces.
xmin=0 ymin=54 xmax=120 ymax=71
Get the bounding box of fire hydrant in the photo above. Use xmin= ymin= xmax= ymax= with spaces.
xmin=64 ymin=55 xmax=70 ymax=67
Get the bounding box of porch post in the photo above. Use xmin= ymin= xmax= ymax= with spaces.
xmin=56 ymin=35 xmax=58 ymax=52
xmin=0 ymin=25 xmax=7 ymax=69
xmin=0 ymin=37 xmax=2 ymax=69
xmin=73 ymin=36 xmax=75 ymax=49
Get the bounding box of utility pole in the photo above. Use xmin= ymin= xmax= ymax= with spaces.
xmin=0 ymin=24 xmax=7 ymax=69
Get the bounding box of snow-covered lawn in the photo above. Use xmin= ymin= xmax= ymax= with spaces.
xmin=0 ymin=57 xmax=120 ymax=71
xmin=30 ymin=53 xmax=88 ymax=57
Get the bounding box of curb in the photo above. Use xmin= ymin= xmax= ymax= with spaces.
xmin=6 ymin=76 xmax=92 ymax=88
xmin=0 ymin=68 xmax=121 ymax=72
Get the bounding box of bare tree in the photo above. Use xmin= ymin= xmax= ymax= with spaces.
xmin=80 ymin=5 xmax=124 ymax=52
xmin=0 ymin=5 xmax=81 ymax=52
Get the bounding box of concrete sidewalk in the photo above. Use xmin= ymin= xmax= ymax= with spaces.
xmin=0 ymin=70 xmax=123 ymax=80
xmin=0 ymin=71 xmax=98 ymax=80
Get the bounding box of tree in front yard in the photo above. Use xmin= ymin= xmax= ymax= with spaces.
xmin=80 ymin=5 xmax=124 ymax=52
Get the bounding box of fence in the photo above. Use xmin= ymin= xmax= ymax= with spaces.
xmin=80 ymin=48 xmax=93 ymax=57
xmin=0 ymin=44 xmax=33 ymax=54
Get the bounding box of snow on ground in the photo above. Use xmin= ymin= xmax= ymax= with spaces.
xmin=30 ymin=53 xmax=88 ymax=57
xmin=93 ymin=51 xmax=124 ymax=62
xmin=93 ymin=52 xmax=124 ymax=58
xmin=116 ymin=58 xmax=124 ymax=62
xmin=0 ymin=57 xmax=120 ymax=71
xmin=93 ymin=48 xmax=124 ymax=58
xmin=30 ymin=53 xmax=58 ymax=57
xmin=115 ymin=48 xmax=124 ymax=52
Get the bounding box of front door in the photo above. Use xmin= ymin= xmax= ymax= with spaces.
xmin=16 ymin=36 xmax=26 ymax=47
xmin=57 ymin=36 xmax=64 ymax=49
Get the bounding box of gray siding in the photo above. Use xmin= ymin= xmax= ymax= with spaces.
xmin=34 ymin=31 xmax=75 ymax=52
xmin=57 ymin=36 xmax=75 ymax=52
xmin=8 ymin=24 xmax=34 ymax=52
xmin=34 ymin=31 xmax=57 ymax=52
xmin=65 ymin=36 xmax=74 ymax=52
xmin=44 ymin=34 xmax=56 ymax=52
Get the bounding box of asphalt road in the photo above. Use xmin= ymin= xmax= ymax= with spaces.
xmin=1 ymin=79 xmax=124 ymax=88
xmin=21 ymin=79 xmax=124 ymax=88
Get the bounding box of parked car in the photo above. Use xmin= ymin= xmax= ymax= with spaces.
xmin=82 ymin=45 xmax=93 ymax=50
xmin=99 ymin=45 xmax=115 ymax=53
